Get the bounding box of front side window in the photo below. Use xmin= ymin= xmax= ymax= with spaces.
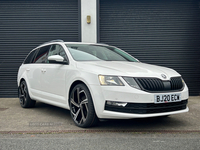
xmin=33 ymin=45 xmax=51 ymax=63
xmin=66 ymin=44 xmax=138 ymax=62
xmin=47 ymin=44 xmax=68 ymax=63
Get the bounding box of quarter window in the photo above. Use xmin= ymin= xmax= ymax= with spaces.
xmin=24 ymin=50 xmax=37 ymax=64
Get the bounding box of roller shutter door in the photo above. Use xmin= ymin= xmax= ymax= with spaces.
xmin=0 ymin=0 xmax=79 ymax=97
xmin=100 ymin=0 xmax=200 ymax=96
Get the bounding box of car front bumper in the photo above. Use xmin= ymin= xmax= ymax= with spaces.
xmin=89 ymin=84 xmax=189 ymax=119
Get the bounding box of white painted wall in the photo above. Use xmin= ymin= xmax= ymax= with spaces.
xmin=81 ymin=0 xmax=97 ymax=43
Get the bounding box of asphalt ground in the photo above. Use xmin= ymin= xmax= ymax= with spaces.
xmin=0 ymin=96 xmax=199 ymax=133
xmin=1 ymin=132 xmax=200 ymax=150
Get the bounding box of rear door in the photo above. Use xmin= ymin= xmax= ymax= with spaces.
xmin=31 ymin=45 xmax=51 ymax=98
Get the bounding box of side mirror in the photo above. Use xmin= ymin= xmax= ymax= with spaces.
xmin=48 ymin=55 xmax=66 ymax=64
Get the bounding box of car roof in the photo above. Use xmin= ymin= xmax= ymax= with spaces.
xmin=64 ymin=42 xmax=108 ymax=46
xmin=32 ymin=40 xmax=109 ymax=52
xmin=41 ymin=40 xmax=108 ymax=46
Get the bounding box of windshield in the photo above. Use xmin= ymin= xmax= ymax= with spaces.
xmin=66 ymin=44 xmax=138 ymax=62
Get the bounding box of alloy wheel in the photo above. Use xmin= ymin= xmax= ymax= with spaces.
xmin=19 ymin=81 xmax=27 ymax=106
xmin=70 ymin=87 xmax=89 ymax=125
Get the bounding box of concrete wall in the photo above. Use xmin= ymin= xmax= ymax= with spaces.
xmin=81 ymin=0 xmax=97 ymax=43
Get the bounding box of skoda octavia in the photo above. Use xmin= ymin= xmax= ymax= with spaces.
xmin=17 ymin=40 xmax=189 ymax=128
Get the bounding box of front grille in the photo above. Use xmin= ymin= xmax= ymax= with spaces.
xmin=136 ymin=78 xmax=164 ymax=91
xmin=105 ymin=100 xmax=188 ymax=114
xmin=135 ymin=77 xmax=183 ymax=92
xmin=171 ymin=77 xmax=183 ymax=90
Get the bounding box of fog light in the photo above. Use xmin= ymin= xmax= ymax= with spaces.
xmin=106 ymin=101 xmax=127 ymax=107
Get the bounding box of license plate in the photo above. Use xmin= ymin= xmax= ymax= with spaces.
xmin=154 ymin=93 xmax=181 ymax=104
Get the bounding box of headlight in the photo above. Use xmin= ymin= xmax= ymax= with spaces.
xmin=181 ymin=77 xmax=186 ymax=87
xmin=98 ymin=75 xmax=124 ymax=86
xmin=181 ymin=78 xmax=185 ymax=84
xmin=123 ymin=77 xmax=141 ymax=89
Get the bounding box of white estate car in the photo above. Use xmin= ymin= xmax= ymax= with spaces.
xmin=17 ymin=40 xmax=189 ymax=128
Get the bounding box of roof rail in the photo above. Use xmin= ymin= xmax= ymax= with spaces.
xmin=96 ymin=42 xmax=109 ymax=46
xmin=42 ymin=39 xmax=64 ymax=45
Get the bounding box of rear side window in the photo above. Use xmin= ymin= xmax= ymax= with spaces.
xmin=33 ymin=45 xmax=51 ymax=63
xmin=23 ymin=50 xmax=37 ymax=64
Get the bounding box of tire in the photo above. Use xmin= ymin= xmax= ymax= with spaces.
xmin=69 ymin=83 xmax=99 ymax=128
xmin=18 ymin=80 xmax=36 ymax=108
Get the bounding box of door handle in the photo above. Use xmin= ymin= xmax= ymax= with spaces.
xmin=41 ymin=69 xmax=46 ymax=73
xmin=26 ymin=69 xmax=30 ymax=71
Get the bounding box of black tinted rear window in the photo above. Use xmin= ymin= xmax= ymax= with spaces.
xmin=24 ymin=50 xmax=37 ymax=64
xmin=33 ymin=45 xmax=51 ymax=63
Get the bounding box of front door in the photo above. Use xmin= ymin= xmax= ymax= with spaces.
xmin=40 ymin=44 xmax=69 ymax=103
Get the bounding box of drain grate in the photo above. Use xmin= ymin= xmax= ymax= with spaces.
xmin=0 ymin=108 xmax=8 ymax=111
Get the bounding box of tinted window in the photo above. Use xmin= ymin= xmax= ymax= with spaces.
xmin=47 ymin=44 xmax=68 ymax=63
xmin=33 ymin=45 xmax=51 ymax=63
xmin=24 ymin=50 xmax=37 ymax=64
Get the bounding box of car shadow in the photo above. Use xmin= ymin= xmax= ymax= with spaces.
xmin=96 ymin=117 xmax=179 ymax=130
xmin=33 ymin=102 xmax=71 ymax=118
xmin=33 ymin=102 xmax=188 ymax=130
